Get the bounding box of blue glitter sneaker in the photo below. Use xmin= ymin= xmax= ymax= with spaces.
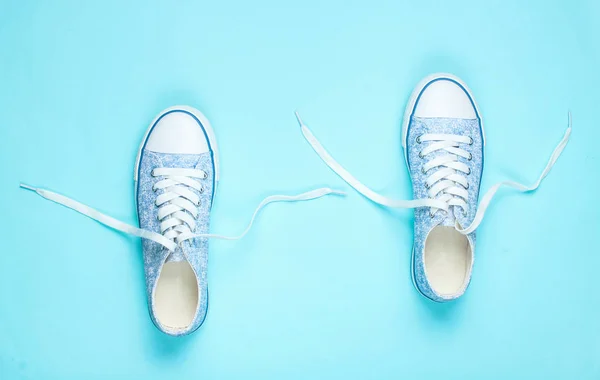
xmin=296 ymin=73 xmax=571 ymax=302
xmin=133 ymin=106 xmax=219 ymax=335
xmin=21 ymin=106 xmax=343 ymax=335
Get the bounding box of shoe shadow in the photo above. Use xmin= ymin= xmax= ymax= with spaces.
xmin=144 ymin=324 xmax=200 ymax=360
xmin=415 ymin=291 xmax=465 ymax=321
xmin=129 ymin=93 xmax=211 ymax=359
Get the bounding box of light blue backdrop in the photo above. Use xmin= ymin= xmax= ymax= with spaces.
xmin=1 ymin=0 xmax=598 ymax=379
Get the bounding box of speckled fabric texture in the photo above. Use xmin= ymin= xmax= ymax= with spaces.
xmin=137 ymin=149 xmax=215 ymax=335
xmin=406 ymin=116 xmax=483 ymax=302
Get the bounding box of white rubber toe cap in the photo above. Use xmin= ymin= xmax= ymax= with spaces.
xmin=146 ymin=111 xmax=209 ymax=154
xmin=414 ymin=79 xmax=477 ymax=119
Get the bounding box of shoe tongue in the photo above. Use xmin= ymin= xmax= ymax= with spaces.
xmin=438 ymin=208 xmax=457 ymax=228
xmin=165 ymin=247 xmax=186 ymax=263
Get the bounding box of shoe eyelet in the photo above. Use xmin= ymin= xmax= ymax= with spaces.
xmin=156 ymin=215 xmax=160 ymax=221
xmin=416 ymin=135 xmax=422 ymax=144
xmin=465 ymin=182 xmax=469 ymax=190
xmin=421 ymin=167 xmax=427 ymax=175
xmin=202 ymin=172 xmax=208 ymax=179
xmin=425 ymin=182 xmax=431 ymax=189
xmin=418 ymin=151 xmax=424 ymax=159
xmin=467 ymin=168 xmax=471 ymax=175
xmin=151 ymin=169 xmax=156 ymax=177
xmin=469 ymin=137 xmax=474 ymax=145
xmin=468 ymin=153 xmax=472 ymax=161
xmin=429 ymin=212 xmax=435 ymax=218
xmin=199 ymin=187 xmax=204 ymax=194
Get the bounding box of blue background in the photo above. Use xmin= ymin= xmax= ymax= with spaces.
xmin=1 ymin=0 xmax=598 ymax=378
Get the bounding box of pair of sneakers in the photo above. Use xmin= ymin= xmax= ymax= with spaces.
xmin=22 ymin=73 xmax=571 ymax=336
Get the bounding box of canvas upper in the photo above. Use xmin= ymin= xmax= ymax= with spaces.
xmin=135 ymin=107 xmax=217 ymax=335
xmin=406 ymin=116 xmax=483 ymax=301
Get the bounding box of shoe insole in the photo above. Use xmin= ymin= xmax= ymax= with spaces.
xmin=154 ymin=261 xmax=198 ymax=329
xmin=424 ymin=226 xmax=471 ymax=296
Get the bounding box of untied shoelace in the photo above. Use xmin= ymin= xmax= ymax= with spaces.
xmin=295 ymin=111 xmax=572 ymax=235
xmin=21 ymin=175 xmax=345 ymax=252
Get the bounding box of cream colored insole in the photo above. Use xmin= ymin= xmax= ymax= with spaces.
xmin=154 ymin=261 xmax=199 ymax=329
xmin=424 ymin=226 xmax=471 ymax=295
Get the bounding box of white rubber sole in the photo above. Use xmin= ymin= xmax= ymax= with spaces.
xmin=410 ymin=246 xmax=418 ymax=293
xmin=403 ymin=73 xmax=484 ymax=301
xmin=134 ymin=105 xmax=220 ymax=191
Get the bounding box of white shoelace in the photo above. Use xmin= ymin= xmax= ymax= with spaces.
xmin=21 ymin=170 xmax=345 ymax=252
xmin=296 ymin=111 xmax=572 ymax=235
xmin=152 ymin=168 xmax=207 ymax=246
xmin=418 ymin=133 xmax=472 ymax=217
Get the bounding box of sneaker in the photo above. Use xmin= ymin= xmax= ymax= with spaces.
xmin=134 ymin=106 xmax=218 ymax=335
xmin=22 ymin=105 xmax=344 ymax=335
xmin=296 ymin=73 xmax=571 ymax=302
